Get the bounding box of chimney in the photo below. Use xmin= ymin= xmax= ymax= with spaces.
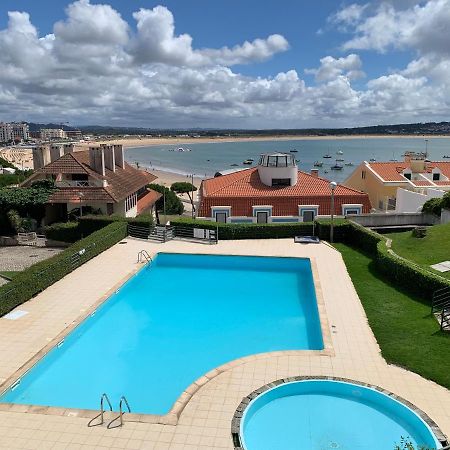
xmin=310 ymin=169 xmax=319 ymax=178
xmin=113 ymin=145 xmax=125 ymax=169
xmin=32 ymin=145 xmax=50 ymax=170
xmin=63 ymin=144 xmax=74 ymax=154
xmin=50 ymin=144 xmax=64 ymax=162
xmin=89 ymin=146 xmax=106 ymax=176
xmin=104 ymin=145 xmax=116 ymax=172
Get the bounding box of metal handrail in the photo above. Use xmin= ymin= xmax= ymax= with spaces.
xmin=137 ymin=250 xmax=152 ymax=263
xmin=87 ymin=393 xmax=113 ymax=427
xmin=107 ymin=396 xmax=131 ymax=429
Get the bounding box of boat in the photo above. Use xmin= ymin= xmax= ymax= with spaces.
xmin=313 ymin=161 xmax=323 ymax=167
xmin=331 ymin=161 xmax=344 ymax=170
xmin=369 ymin=158 xmax=376 ymax=162
xmin=443 ymin=155 xmax=450 ymax=159
xmin=230 ymin=163 xmax=239 ymax=167
xmin=243 ymin=159 xmax=253 ymax=165
xmin=323 ymin=154 xmax=332 ymax=159
xmin=336 ymin=157 xmax=345 ymax=161
xmin=336 ymin=150 xmax=344 ymax=155
xmin=324 ymin=170 xmax=329 ymax=174
xmin=175 ymin=147 xmax=191 ymax=152
xmin=290 ymin=150 xmax=298 ymax=153
xmin=345 ymin=162 xmax=354 ymax=166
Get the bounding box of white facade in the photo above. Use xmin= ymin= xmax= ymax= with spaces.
xmin=395 ymin=187 xmax=445 ymax=213
xmin=0 ymin=123 xmax=13 ymax=143
xmin=11 ymin=123 xmax=29 ymax=141
xmin=40 ymin=128 xmax=67 ymax=140
xmin=257 ymin=153 xmax=298 ymax=187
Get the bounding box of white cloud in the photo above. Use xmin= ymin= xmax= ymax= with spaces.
xmin=0 ymin=0 xmax=450 ymax=128
xmin=305 ymin=54 xmax=365 ymax=82
xmin=329 ymin=3 xmax=369 ymax=28
xmin=131 ymin=6 xmax=288 ymax=66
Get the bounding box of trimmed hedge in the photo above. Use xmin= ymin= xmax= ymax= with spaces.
xmin=170 ymin=217 xmax=316 ymax=240
xmin=43 ymin=214 xmax=155 ymax=243
xmin=44 ymin=221 xmax=80 ymax=243
xmin=0 ymin=221 xmax=127 ymax=317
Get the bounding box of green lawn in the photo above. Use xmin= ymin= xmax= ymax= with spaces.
xmin=335 ymin=243 xmax=450 ymax=390
xmin=0 ymin=271 xmax=19 ymax=281
xmin=388 ymin=222 xmax=450 ymax=279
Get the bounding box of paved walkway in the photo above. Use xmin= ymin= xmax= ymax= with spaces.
xmin=0 ymin=247 xmax=63 ymax=272
xmin=0 ymin=238 xmax=448 ymax=449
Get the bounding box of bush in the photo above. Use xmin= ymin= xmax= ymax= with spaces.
xmin=44 ymin=221 xmax=81 ymax=243
xmin=0 ymin=221 xmax=127 ymax=317
xmin=422 ymin=197 xmax=443 ymax=217
xmin=148 ymin=183 xmax=184 ymax=215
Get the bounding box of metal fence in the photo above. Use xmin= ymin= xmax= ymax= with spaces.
xmin=127 ymin=224 xmax=218 ymax=244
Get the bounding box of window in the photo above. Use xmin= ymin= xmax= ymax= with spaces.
xmin=256 ymin=211 xmax=268 ymax=223
xmin=272 ymin=178 xmax=291 ymax=187
xmin=361 ymin=170 xmax=366 ymax=179
xmin=267 ymin=156 xmax=277 ymax=167
xmin=215 ymin=212 xmax=227 ymax=223
xmin=404 ymin=173 xmax=411 ymax=180
xmin=344 ymin=209 xmax=359 ymax=216
xmin=302 ymin=210 xmax=315 ymax=222
xmin=433 ymin=173 xmax=440 ymax=181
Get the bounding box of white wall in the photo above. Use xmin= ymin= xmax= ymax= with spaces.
xmin=395 ymin=188 xmax=444 ymax=213
xmin=114 ymin=199 xmax=137 ymax=218
xmin=441 ymin=208 xmax=450 ymax=224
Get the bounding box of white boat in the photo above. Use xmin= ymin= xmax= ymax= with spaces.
xmin=336 ymin=150 xmax=344 ymax=155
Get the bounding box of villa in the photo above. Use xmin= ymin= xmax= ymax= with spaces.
xmin=345 ymin=152 xmax=450 ymax=213
xmin=21 ymin=144 xmax=161 ymax=223
xmin=198 ymin=152 xmax=371 ymax=222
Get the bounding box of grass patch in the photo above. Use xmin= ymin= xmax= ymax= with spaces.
xmin=388 ymin=222 xmax=450 ymax=279
xmin=335 ymin=243 xmax=450 ymax=389
xmin=0 ymin=271 xmax=19 ymax=281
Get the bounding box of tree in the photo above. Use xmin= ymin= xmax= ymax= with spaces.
xmin=148 ymin=184 xmax=184 ymax=219
xmin=170 ymin=182 xmax=197 ymax=214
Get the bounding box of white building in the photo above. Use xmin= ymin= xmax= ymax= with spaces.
xmin=0 ymin=123 xmax=13 ymax=143
xmin=40 ymin=128 xmax=67 ymax=140
xmin=11 ymin=122 xmax=29 ymax=141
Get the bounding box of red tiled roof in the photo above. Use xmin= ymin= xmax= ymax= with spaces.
xmin=137 ymin=189 xmax=162 ymax=214
xmin=411 ymin=180 xmax=434 ymax=186
xmin=48 ymin=187 xmax=113 ymax=203
xmin=23 ymin=150 xmax=158 ymax=203
xmin=199 ymin=168 xmax=371 ymax=217
xmin=368 ymin=161 xmax=450 ymax=182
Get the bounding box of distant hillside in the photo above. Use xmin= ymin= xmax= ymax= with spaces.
xmin=73 ymin=121 xmax=450 ymax=137
xmin=20 ymin=121 xmax=450 ymax=137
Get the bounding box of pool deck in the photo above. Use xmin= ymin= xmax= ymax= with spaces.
xmin=0 ymin=238 xmax=448 ymax=449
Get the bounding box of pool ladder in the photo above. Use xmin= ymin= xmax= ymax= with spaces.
xmin=137 ymin=249 xmax=152 ymax=263
xmin=87 ymin=394 xmax=131 ymax=428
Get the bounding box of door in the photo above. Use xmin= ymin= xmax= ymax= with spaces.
xmin=302 ymin=210 xmax=314 ymax=222
xmin=256 ymin=212 xmax=268 ymax=224
xmin=215 ymin=212 xmax=227 ymax=223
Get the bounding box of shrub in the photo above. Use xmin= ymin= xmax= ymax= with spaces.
xmin=422 ymin=198 xmax=442 ymax=217
xmin=148 ymin=183 xmax=184 ymax=215
xmin=0 ymin=221 xmax=127 ymax=317
xmin=44 ymin=221 xmax=81 ymax=243
xmin=441 ymin=191 xmax=450 ymax=210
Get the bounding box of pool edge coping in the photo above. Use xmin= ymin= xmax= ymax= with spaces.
xmin=0 ymin=250 xmax=334 ymax=426
xmin=230 ymin=376 xmax=449 ymax=450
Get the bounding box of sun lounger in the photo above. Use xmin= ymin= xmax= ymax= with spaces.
xmin=294 ymin=236 xmax=320 ymax=244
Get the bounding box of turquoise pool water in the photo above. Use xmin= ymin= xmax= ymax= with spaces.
xmin=241 ymin=380 xmax=442 ymax=450
xmin=1 ymin=253 xmax=323 ymax=415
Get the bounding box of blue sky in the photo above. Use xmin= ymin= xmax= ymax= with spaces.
xmin=0 ymin=0 xmax=448 ymax=128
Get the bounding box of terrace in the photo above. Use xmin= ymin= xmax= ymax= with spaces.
xmin=0 ymin=237 xmax=448 ymax=449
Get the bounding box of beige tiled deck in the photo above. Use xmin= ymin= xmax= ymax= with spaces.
xmin=0 ymin=238 xmax=449 ymax=449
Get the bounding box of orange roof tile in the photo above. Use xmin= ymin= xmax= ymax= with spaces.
xmin=199 ymin=168 xmax=371 ymax=217
xmin=368 ymin=161 xmax=450 ymax=182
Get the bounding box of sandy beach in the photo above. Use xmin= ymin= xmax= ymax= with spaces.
xmin=84 ymin=133 xmax=450 ymax=150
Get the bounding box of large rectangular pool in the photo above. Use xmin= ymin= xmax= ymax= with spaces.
xmin=1 ymin=253 xmax=323 ymax=415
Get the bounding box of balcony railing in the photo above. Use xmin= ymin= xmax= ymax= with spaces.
xmin=55 ymin=180 xmax=101 ymax=188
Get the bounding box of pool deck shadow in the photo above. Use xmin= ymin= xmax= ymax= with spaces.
xmin=0 ymin=238 xmax=448 ymax=449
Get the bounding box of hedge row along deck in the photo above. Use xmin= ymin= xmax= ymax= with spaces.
xmin=0 ymin=221 xmax=127 ymax=317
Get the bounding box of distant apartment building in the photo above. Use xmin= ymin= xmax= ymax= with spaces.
xmin=40 ymin=128 xmax=67 ymax=140
xmin=22 ymin=144 xmax=161 ymax=223
xmin=198 ymin=152 xmax=371 ymax=222
xmin=0 ymin=122 xmax=30 ymax=142
xmin=65 ymin=130 xmax=83 ymax=140
xmin=0 ymin=122 xmax=13 ymax=143
xmin=344 ymin=152 xmax=450 ymax=213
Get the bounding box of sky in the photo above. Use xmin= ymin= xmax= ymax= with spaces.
xmin=0 ymin=0 xmax=449 ymax=129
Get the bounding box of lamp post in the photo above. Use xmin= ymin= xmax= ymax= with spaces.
xmin=329 ymin=181 xmax=337 ymax=243
xmin=78 ymin=191 xmax=84 ymax=217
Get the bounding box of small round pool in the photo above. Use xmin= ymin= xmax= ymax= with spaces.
xmin=238 ymin=379 xmax=443 ymax=450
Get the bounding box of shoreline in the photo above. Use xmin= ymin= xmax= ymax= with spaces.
xmin=81 ymin=134 xmax=450 ymax=150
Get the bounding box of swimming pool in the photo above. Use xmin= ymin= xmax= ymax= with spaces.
xmin=1 ymin=253 xmax=323 ymax=415
xmin=237 ymin=379 xmax=443 ymax=450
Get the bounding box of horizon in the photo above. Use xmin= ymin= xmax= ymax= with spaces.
xmin=1 ymin=1 xmax=450 ymax=128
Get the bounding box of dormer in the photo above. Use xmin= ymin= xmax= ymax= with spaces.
xmin=257 ymin=153 xmax=298 ymax=187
